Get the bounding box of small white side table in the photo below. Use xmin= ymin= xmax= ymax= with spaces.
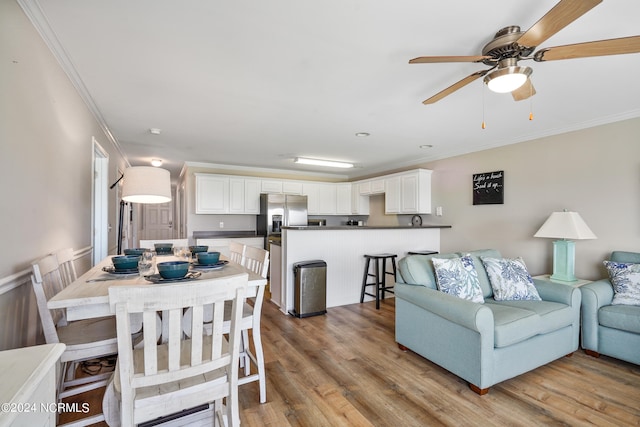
xmin=533 ymin=274 xmax=591 ymax=288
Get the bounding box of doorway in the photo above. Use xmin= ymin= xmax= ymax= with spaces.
xmin=92 ymin=138 xmax=109 ymax=265
xmin=140 ymin=202 xmax=174 ymax=240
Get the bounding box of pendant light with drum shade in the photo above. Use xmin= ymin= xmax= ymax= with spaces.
xmin=122 ymin=166 xmax=172 ymax=204
xmin=115 ymin=166 xmax=172 ymax=254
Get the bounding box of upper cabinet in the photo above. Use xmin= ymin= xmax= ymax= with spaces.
xmin=194 ymin=168 xmax=431 ymax=216
xmin=196 ymin=174 xmax=259 ymax=214
xmin=195 ymin=174 xmax=229 ymax=214
xmin=383 ymin=169 xmax=432 ymax=214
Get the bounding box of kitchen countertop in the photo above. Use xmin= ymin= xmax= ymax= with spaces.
xmin=282 ymin=225 xmax=451 ymax=230
xmin=193 ymin=230 xmax=265 ymax=239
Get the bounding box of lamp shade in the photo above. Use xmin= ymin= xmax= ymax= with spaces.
xmin=122 ymin=166 xmax=171 ymax=204
xmin=534 ymin=211 xmax=597 ymax=240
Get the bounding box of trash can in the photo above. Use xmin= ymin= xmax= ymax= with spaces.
xmin=289 ymin=260 xmax=327 ymax=318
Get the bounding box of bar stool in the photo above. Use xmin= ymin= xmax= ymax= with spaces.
xmin=360 ymin=253 xmax=397 ymax=309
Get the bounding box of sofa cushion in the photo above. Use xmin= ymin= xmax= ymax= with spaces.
xmin=483 ymin=302 xmax=540 ymax=348
xmin=491 ymin=299 xmax=574 ymax=335
xmin=603 ymin=261 xmax=640 ymax=306
xmin=462 ymin=249 xmax=502 ymax=298
xmin=432 ymin=255 xmax=484 ymax=303
xmin=481 ymin=257 xmax=541 ymax=301
xmin=397 ymin=253 xmax=459 ymax=289
xmin=599 ymin=305 xmax=640 ymax=334
xmin=611 ymin=251 xmax=640 ymax=264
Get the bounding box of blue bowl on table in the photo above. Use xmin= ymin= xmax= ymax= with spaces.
xmin=157 ymin=261 xmax=190 ymax=279
xmin=189 ymin=245 xmax=208 ymax=255
xmin=154 ymin=243 xmax=173 ymax=254
xmin=123 ymin=248 xmax=146 ymax=256
xmin=197 ymin=251 xmax=220 ymax=266
xmin=112 ymin=255 xmax=140 ymax=271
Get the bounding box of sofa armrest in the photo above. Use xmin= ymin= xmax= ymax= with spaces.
xmin=532 ymin=278 xmax=579 ymax=306
xmin=579 ymin=279 xmax=614 ymax=352
xmin=395 ymin=283 xmax=493 ymax=333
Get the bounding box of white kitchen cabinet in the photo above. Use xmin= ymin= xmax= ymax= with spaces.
xmin=318 ymin=184 xmax=337 ymax=215
xmin=244 ymin=178 xmax=261 ymax=214
xmin=228 ymin=178 xmax=245 ymax=214
xmin=358 ymin=180 xmax=371 ymax=195
xmin=370 ymin=178 xmax=385 ymax=194
xmin=195 ymin=174 xmax=229 ymax=214
xmin=282 ymin=181 xmax=303 ymax=194
xmin=351 ymin=185 xmax=370 ymax=215
xmin=384 ymin=169 xmax=432 ymax=214
xmin=384 ymin=175 xmax=401 ymax=214
xmin=336 ymin=183 xmax=352 ymax=215
xmin=302 ymin=183 xmax=320 ymax=214
xmin=261 ymin=180 xmax=283 ymax=194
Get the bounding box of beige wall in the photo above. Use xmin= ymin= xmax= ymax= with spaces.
xmin=0 ymin=0 xmax=128 ymax=349
xmin=405 ymin=117 xmax=640 ymax=281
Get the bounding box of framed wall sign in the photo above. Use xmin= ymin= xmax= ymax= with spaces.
xmin=473 ymin=171 xmax=504 ymax=205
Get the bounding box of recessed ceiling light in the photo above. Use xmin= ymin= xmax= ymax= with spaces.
xmin=151 ymin=159 xmax=163 ymax=167
xmin=355 ymin=132 xmax=370 ymax=137
xmin=294 ymin=157 xmax=354 ymax=168
xmin=149 ymin=128 xmax=162 ymax=135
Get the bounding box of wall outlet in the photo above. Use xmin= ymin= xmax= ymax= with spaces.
xmin=219 ymin=221 xmax=224 ymax=228
xmin=436 ymin=206 xmax=443 ymax=217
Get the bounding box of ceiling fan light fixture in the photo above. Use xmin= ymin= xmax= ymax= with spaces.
xmin=294 ymin=157 xmax=354 ymax=169
xmin=484 ymin=65 xmax=532 ymax=93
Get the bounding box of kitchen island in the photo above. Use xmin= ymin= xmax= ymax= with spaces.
xmin=271 ymin=225 xmax=450 ymax=314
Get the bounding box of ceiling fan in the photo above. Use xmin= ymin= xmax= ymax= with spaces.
xmin=411 ymin=0 xmax=640 ymax=104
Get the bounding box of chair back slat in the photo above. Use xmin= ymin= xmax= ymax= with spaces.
xmin=229 ymin=242 xmax=246 ymax=264
xmin=55 ymin=248 xmax=78 ymax=287
xmin=243 ymin=246 xmax=270 ymax=278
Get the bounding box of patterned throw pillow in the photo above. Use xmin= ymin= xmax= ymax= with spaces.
xmin=603 ymin=261 xmax=640 ymax=306
xmin=431 ymin=255 xmax=484 ymax=303
xmin=481 ymin=257 xmax=541 ymax=301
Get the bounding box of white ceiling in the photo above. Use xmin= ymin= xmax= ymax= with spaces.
xmin=22 ymin=0 xmax=640 ymax=180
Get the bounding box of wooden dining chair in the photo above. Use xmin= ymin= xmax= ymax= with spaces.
xmin=54 ymin=247 xmax=78 ymax=287
xmin=31 ymin=254 xmax=118 ymax=426
xmin=108 ymin=273 xmax=248 ymax=427
xmin=229 ymin=241 xmax=246 ymax=265
xmin=183 ymin=245 xmax=270 ymax=403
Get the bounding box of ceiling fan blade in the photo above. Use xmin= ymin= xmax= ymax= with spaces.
xmin=511 ymin=78 xmax=536 ymax=102
xmin=422 ymin=70 xmax=489 ymax=104
xmin=410 ymin=55 xmax=492 ymax=64
xmin=534 ymin=36 xmax=640 ymax=61
xmin=517 ymin=0 xmax=602 ymax=48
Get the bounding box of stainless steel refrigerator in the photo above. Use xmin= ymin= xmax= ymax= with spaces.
xmin=257 ymin=194 xmax=308 ymax=246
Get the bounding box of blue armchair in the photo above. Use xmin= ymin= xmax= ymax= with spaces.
xmin=580 ymin=251 xmax=640 ymax=365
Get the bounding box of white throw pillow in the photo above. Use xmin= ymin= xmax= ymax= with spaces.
xmin=432 ymin=255 xmax=484 ymax=303
xmin=481 ymin=257 xmax=541 ymax=301
xmin=603 ymin=261 xmax=640 ymax=306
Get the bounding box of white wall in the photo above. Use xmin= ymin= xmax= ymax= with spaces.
xmin=415 ymin=117 xmax=640 ymax=280
xmin=0 ymin=0 xmax=128 ymax=349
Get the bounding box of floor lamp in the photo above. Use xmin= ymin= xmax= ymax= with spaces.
xmin=534 ymin=210 xmax=597 ymax=282
xmin=116 ymin=166 xmax=172 ymax=254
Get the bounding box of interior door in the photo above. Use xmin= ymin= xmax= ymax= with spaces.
xmin=140 ymin=202 xmax=174 ymax=240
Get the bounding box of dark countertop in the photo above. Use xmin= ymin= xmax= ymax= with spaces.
xmin=282 ymin=225 xmax=451 ymax=230
xmin=193 ymin=230 xmax=265 ymax=239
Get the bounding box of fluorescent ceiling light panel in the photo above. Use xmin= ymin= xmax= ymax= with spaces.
xmin=294 ymin=157 xmax=354 ymax=168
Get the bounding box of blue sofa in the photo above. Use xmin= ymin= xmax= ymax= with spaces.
xmin=395 ymin=249 xmax=581 ymax=394
xmin=580 ymin=251 xmax=640 ymax=365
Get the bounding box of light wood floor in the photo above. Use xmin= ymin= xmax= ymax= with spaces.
xmin=62 ymin=297 xmax=640 ymax=426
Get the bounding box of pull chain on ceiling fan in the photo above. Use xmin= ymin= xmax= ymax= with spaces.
xmin=410 ymin=0 xmax=640 ymax=104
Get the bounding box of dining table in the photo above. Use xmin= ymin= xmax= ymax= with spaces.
xmin=48 ymin=254 xmax=267 ymax=322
